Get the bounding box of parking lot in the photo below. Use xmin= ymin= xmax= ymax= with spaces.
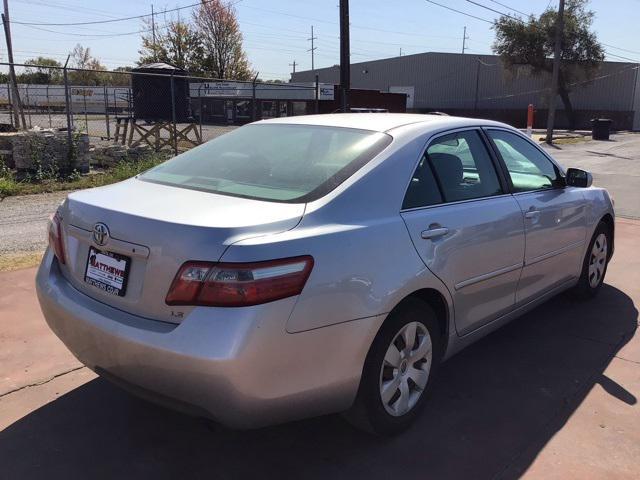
xmin=1 ymin=133 xmax=639 ymax=479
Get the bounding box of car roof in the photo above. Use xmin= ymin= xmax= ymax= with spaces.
xmin=257 ymin=113 xmax=510 ymax=133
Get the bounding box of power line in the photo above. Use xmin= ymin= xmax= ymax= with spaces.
xmin=453 ymin=0 xmax=640 ymax=63
xmin=10 ymin=0 xmax=241 ymax=26
xmin=487 ymin=0 xmax=529 ymax=17
xmin=602 ymin=43 xmax=640 ymax=56
xmin=466 ymin=0 xmax=518 ymax=19
xmin=14 ymin=0 xmax=123 ymax=20
xmin=20 ymin=23 xmax=157 ymax=38
xmin=424 ymin=0 xmax=493 ymax=24
xmin=605 ymin=51 xmax=640 ymax=63
xmin=241 ymin=2 xmax=473 ymax=40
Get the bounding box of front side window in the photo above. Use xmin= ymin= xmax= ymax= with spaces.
xmin=487 ymin=129 xmax=562 ymax=192
xmin=139 ymin=124 xmax=391 ymax=203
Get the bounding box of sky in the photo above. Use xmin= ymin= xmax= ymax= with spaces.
xmin=3 ymin=0 xmax=640 ymax=80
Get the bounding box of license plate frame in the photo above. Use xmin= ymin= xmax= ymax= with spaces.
xmin=84 ymin=247 xmax=131 ymax=297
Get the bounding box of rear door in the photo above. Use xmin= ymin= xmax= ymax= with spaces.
xmin=401 ymin=128 xmax=525 ymax=335
xmin=485 ymin=128 xmax=587 ymax=304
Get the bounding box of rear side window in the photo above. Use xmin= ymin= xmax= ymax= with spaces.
xmin=403 ymin=155 xmax=443 ymax=209
xmin=487 ymin=129 xmax=562 ymax=192
xmin=139 ymin=124 xmax=391 ymax=203
xmin=404 ymin=130 xmax=503 ymax=208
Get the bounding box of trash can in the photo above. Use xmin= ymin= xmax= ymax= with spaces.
xmin=591 ymin=118 xmax=612 ymax=140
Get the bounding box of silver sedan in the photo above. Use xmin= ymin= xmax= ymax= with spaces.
xmin=37 ymin=114 xmax=615 ymax=434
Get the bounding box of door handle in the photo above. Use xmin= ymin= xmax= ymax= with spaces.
xmin=524 ymin=209 xmax=540 ymax=219
xmin=421 ymin=227 xmax=449 ymax=240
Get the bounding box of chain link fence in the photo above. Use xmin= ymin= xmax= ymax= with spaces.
xmin=0 ymin=62 xmax=322 ymax=156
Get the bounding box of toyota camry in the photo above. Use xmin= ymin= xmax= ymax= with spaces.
xmin=37 ymin=114 xmax=614 ymax=434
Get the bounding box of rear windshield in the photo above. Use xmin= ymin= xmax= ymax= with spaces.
xmin=139 ymin=124 xmax=392 ymax=203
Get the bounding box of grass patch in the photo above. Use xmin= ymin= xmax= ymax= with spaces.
xmin=0 ymin=251 xmax=43 ymax=272
xmin=534 ymin=134 xmax=591 ymax=145
xmin=0 ymin=152 xmax=170 ymax=199
xmin=553 ymin=136 xmax=591 ymax=145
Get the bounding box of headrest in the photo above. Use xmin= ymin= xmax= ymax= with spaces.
xmin=428 ymin=152 xmax=463 ymax=187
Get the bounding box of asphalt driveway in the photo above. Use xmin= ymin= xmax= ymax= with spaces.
xmin=1 ymin=218 xmax=638 ymax=479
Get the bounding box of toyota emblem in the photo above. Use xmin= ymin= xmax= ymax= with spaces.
xmin=92 ymin=223 xmax=110 ymax=246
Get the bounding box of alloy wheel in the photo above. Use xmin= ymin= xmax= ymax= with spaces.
xmin=379 ymin=321 xmax=432 ymax=417
xmin=588 ymin=233 xmax=608 ymax=288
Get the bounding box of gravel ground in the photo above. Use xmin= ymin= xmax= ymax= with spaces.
xmin=0 ymin=191 xmax=71 ymax=256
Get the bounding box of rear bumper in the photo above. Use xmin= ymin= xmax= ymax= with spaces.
xmin=36 ymin=250 xmax=384 ymax=428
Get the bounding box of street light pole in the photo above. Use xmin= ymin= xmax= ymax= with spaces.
xmin=339 ymin=0 xmax=350 ymax=112
xmin=546 ymin=0 xmax=565 ymax=144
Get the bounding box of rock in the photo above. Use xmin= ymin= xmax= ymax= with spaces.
xmin=9 ymin=128 xmax=89 ymax=175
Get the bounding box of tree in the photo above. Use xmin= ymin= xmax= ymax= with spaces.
xmin=69 ymin=44 xmax=107 ymax=85
xmin=493 ymin=0 xmax=604 ymax=128
xmin=20 ymin=57 xmax=62 ymax=84
xmin=138 ymin=18 xmax=204 ymax=72
xmin=194 ymin=0 xmax=253 ymax=80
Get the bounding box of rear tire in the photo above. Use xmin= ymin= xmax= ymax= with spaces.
xmin=572 ymin=221 xmax=611 ymax=299
xmin=345 ymin=297 xmax=442 ymax=435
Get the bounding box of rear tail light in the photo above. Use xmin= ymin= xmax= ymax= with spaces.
xmin=166 ymin=256 xmax=314 ymax=307
xmin=48 ymin=211 xmax=66 ymax=265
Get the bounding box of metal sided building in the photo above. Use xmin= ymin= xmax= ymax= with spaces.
xmin=291 ymin=52 xmax=640 ymax=130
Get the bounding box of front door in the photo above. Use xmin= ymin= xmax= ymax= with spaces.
xmin=401 ymin=129 xmax=525 ymax=335
xmin=485 ymin=129 xmax=587 ymax=304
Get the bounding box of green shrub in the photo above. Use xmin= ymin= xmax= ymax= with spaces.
xmin=0 ymin=151 xmax=170 ymax=198
xmin=0 ymin=177 xmax=20 ymax=197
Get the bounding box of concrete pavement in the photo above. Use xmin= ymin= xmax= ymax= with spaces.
xmin=541 ymin=133 xmax=640 ymax=220
xmin=0 ymin=219 xmax=638 ymax=479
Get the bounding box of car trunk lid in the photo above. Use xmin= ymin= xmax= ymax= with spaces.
xmin=58 ymin=178 xmax=305 ymax=323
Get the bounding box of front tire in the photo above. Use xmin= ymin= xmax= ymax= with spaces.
xmin=345 ymin=298 xmax=442 ymax=435
xmin=573 ymin=221 xmax=611 ymax=298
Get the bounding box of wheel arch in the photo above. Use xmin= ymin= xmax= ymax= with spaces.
xmin=385 ymin=288 xmax=451 ymax=354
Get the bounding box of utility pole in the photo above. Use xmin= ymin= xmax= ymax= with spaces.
xmin=399 ymin=47 xmax=403 ymax=56
xmin=473 ymin=57 xmax=481 ymax=113
xmin=546 ymin=0 xmax=565 ymax=144
xmin=63 ymin=55 xmax=73 ymax=157
xmin=151 ymin=4 xmax=156 ymax=60
xmin=461 ymin=26 xmax=469 ymax=54
xmin=289 ymin=60 xmax=297 ymax=74
xmin=2 ymin=0 xmax=25 ymax=129
xmin=307 ymin=25 xmax=317 ymax=72
xmin=339 ymin=0 xmax=350 ymax=112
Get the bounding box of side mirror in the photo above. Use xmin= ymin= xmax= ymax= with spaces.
xmin=565 ymin=168 xmax=593 ymax=188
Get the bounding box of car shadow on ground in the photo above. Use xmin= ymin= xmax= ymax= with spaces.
xmin=0 ymin=284 xmax=637 ymax=480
